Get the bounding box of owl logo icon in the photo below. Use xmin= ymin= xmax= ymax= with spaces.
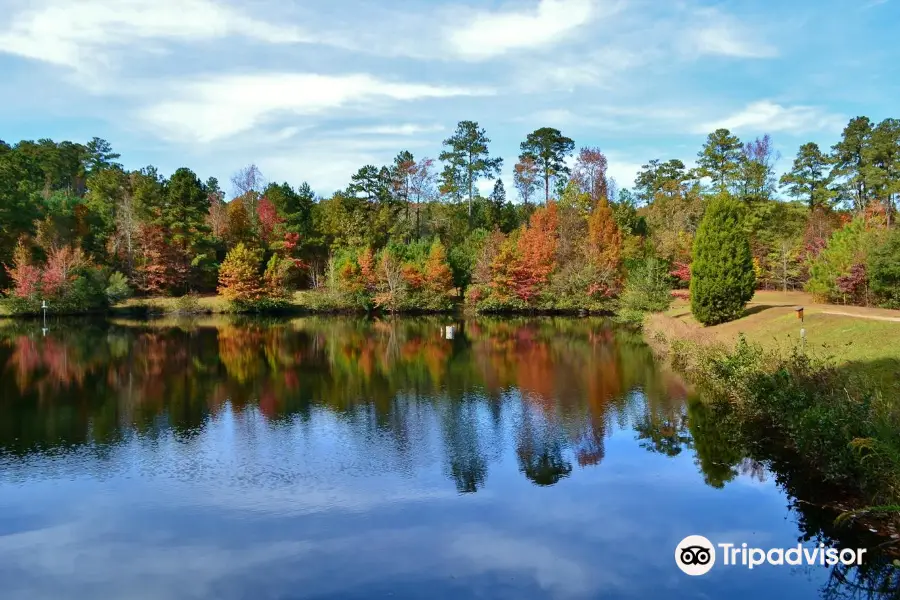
xmin=675 ymin=535 xmax=716 ymax=576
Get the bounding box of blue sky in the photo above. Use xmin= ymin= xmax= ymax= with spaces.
xmin=0 ymin=0 xmax=897 ymax=198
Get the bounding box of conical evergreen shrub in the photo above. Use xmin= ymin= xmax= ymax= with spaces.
xmin=690 ymin=195 xmax=756 ymax=325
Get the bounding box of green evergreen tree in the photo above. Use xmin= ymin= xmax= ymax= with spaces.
xmin=519 ymin=127 xmax=575 ymax=203
xmin=439 ymin=121 xmax=502 ymax=219
xmin=779 ymin=142 xmax=834 ymax=210
xmin=690 ymin=194 xmax=756 ymax=325
xmin=162 ymin=167 xmax=215 ymax=292
xmin=831 ymin=116 xmax=873 ymax=212
xmin=695 ymin=129 xmax=743 ymax=194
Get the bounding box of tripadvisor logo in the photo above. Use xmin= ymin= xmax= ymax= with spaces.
xmin=675 ymin=535 xmax=867 ymax=576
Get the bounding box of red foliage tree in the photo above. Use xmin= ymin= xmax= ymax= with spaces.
xmin=137 ymin=225 xmax=186 ymax=294
xmin=836 ymin=263 xmax=868 ymax=304
xmin=4 ymin=240 xmax=41 ymax=298
xmin=40 ymin=246 xmax=87 ymax=297
xmin=402 ymin=263 xmax=424 ymax=290
xmin=257 ymin=196 xmax=283 ymax=246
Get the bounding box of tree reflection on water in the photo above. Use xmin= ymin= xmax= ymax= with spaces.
xmin=0 ymin=315 xmax=897 ymax=598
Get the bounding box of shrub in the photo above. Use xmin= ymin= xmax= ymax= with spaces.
xmin=690 ymin=195 xmax=755 ymax=325
xmin=620 ymin=258 xmax=673 ymax=314
xmin=106 ymin=272 xmax=133 ymax=304
xmin=806 ymin=217 xmax=878 ymax=304
xmin=676 ymin=337 xmax=900 ymax=505
xmin=262 ymin=254 xmax=293 ymax=300
xmin=3 ymin=242 xmax=108 ymax=314
xmin=172 ymin=293 xmax=204 ymax=315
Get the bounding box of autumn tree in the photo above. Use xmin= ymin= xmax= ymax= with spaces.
xmin=4 ymin=239 xmax=41 ymax=299
xmin=218 ymin=243 xmax=264 ymax=305
xmin=256 ymin=196 xmax=283 ymax=246
xmin=586 ymin=198 xmax=622 ymax=274
xmin=206 ymin=181 xmax=228 ymax=240
xmin=374 ymin=249 xmax=406 ymax=312
xmin=513 ymin=156 xmax=539 ymax=208
xmin=513 ymin=202 xmax=559 ymax=305
xmin=422 ymin=239 xmax=454 ymax=307
xmin=737 ymin=135 xmax=778 ymax=204
xmin=519 ymin=127 xmax=575 ymax=203
xmin=573 ymin=147 xmax=609 ymax=203
xmin=225 ymin=198 xmax=255 ymax=248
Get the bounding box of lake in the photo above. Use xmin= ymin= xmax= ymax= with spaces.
xmin=0 ymin=316 xmax=894 ymax=599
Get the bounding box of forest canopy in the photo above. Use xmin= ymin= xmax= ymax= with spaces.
xmin=1 ymin=116 xmax=899 ymax=313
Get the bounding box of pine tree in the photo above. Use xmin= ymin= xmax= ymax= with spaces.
xmin=519 ymin=127 xmax=575 ymax=203
xmin=695 ymin=129 xmax=743 ymax=193
xmin=780 ymin=142 xmax=834 ymax=210
xmin=690 ymin=195 xmax=756 ymax=325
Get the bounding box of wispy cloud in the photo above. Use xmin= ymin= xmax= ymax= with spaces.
xmin=697 ymin=101 xmax=845 ymax=134
xmin=0 ymin=0 xmax=306 ymax=74
xmin=139 ymin=73 xmax=490 ymax=143
xmin=447 ymin=0 xmax=604 ymax=60
xmin=681 ymin=9 xmax=777 ymax=58
xmin=345 ymin=124 xmax=446 ymax=136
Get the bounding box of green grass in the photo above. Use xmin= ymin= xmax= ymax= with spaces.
xmin=654 ymin=290 xmax=900 ymax=392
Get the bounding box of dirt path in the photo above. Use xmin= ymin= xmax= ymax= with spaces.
xmin=821 ymin=310 xmax=900 ymax=323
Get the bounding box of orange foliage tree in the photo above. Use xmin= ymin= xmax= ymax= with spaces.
xmin=423 ymin=240 xmax=453 ymax=295
xmin=586 ymin=198 xmax=622 ymax=274
xmin=512 ymin=202 xmax=559 ymax=305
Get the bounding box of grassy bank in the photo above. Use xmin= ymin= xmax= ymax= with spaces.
xmin=646 ymin=291 xmax=900 ymax=536
xmin=672 ymin=338 xmax=900 ymax=534
xmin=646 ymin=290 xmax=900 ymax=391
xmin=110 ymin=290 xmax=464 ymax=316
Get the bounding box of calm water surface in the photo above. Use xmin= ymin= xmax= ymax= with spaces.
xmin=0 ymin=317 xmax=892 ymax=599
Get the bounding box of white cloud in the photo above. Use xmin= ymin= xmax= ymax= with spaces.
xmin=139 ymin=73 xmax=489 ymax=143
xmin=346 ymin=124 xmax=446 ymax=136
xmin=697 ymin=101 xmax=845 ymax=134
xmin=682 ymin=10 xmax=777 ymax=58
xmin=447 ymin=0 xmax=601 ymax=60
xmin=0 ymin=0 xmax=307 ymax=72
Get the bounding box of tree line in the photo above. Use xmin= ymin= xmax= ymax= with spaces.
xmin=1 ymin=116 xmax=898 ymax=314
